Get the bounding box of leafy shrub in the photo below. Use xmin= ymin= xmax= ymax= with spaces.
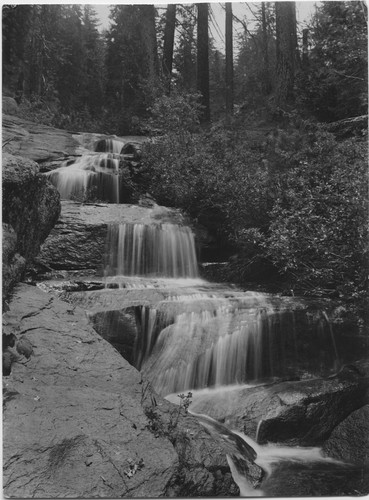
xmin=147 ymin=90 xmax=203 ymax=136
xmin=140 ymin=95 xmax=274 ymax=243
xmin=265 ymin=133 xmax=368 ymax=310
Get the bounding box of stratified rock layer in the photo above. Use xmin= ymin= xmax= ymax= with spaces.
xmin=2 ymin=154 xmax=61 ymax=298
xmin=3 ymin=284 xmax=242 ymax=498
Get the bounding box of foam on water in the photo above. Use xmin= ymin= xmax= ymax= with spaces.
xmin=104 ymin=223 xmax=199 ymax=278
xmin=46 ymin=153 xmax=120 ymax=202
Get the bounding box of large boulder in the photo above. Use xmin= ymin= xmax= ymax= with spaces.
xmin=2 ymin=284 xmax=247 ymax=497
xmin=190 ymin=361 xmax=369 ymax=447
xmin=2 ymin=114 xmax=80 ymax=163
xmin=2 ymin=96 xmax=18 ymax=116
xmin=322 ymin=404 xmax=369 ymax=465
xmin=2 ymin=154 xmax=61 ymax=299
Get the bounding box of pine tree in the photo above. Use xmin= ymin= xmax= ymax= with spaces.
xmin=162 ymin=3 xmax=176 ymax=91
xmin=81 ymin=5 xmax=106 ymax=116
xmin=275 ymin=1 xmax=297 ymax=107
xmin=105 ymin=5 xmax=159 ymax=133
xmin=298 ymin=1 xmax=367 ymax=121
xmin=173 ymin=5 xmax=197 ymax=91
xmin=225 ymin=2 xmax=234 ymax=115
xmin=197 ymin=3 xmax=210 ymax=122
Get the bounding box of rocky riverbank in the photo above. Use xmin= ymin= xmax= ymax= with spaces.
xmin=3 ymin=284 xmax=244 ymax=497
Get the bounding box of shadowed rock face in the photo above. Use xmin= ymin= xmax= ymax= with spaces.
xmin=2 ymin=284 xmax=242 ymax=498
xmin=189 ymin=360 xmax=369 ymax=447
xmin=2 ymin=153 xmax=61 ymax=299
xmin=38 ymin=200 xmax=190 ymax=274
xmin=323 ymin=404 xmax=369 ymax=464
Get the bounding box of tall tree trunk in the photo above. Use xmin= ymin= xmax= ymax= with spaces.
xmin=225 ymin=2 xmax=234 ymax=116
xmin=275 ymin=1 xmax=297 ymax=107
xmin=162 ymin=4 xmax=176 ymax=92
xmin=261 ymin=2 xmax=271 ymax=95
xmin=197 ymin=3 xmax=210 ymax=123
xmin=302 ymin=28 xmax=309 ymax=69
xmin=139 ymin=5 xmax=160 ymax=82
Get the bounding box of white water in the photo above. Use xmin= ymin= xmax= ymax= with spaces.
xmin=186 ymin=410 xmax=345 ymax=497
xmin=94 ymin=138 xmax=124 ymax=153
xmin=46 ymin=152 xmax=120 ymax=202
xmin=104 ymin=223 xmax=199 ymax=278
xmin=104 ymin=275 xmax=206 ymax=289
xmin=45 ymin=137 xmax=126 ymax=202
xmin=141 ymin=290 xmax=340 ymax=396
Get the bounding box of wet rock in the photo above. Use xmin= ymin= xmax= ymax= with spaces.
xmin=323 ymin=405 xmax=369 ymax=465
xmin=190 ymin=360 xmax=369 ymax=447
xmin=2 ymin=154 xmax=61 ymax=299
xmin=38 ymin=200 xmax=189 ymax=274
xmin=93 ymin=137 xmax=124 ymax=152
xmin=140 ymin=395 xmax=243 ymax=497
xmin=3 ymin=284 xmax=239 ymax=497
xmin=120 ymin=142 xmax=142 ymax=159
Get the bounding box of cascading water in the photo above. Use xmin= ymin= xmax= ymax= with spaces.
xmin=64 ymin=195 xmax=349 ymax=496
xmin=104 ymin=223 xmax=199 ymax=278
xmin=139 ymin=297 xmax=340 ymax=396
xmin=45 ymin=138 xmax=124 ymax=203
xmin=96 ymin=219 xmax=341 ymax=397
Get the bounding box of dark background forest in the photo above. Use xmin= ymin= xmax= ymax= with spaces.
xmin=2 ymin=2 xmax=368 ymax=321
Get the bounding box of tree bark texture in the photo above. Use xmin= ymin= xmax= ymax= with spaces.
xmin=139 ymin=5 xmax=160 ymax=82
xmin=275 ymin=1 xmax=297 ymax=106
xmin=261 ymin=2 xmax=272 ymax=95
xmin=162 ymin=3 xmax=176 ymax=90
xmin=225 ymin=2 xmax=234 ymax=115
xmin=197 ymin=3 xmax=210 ymax=123
xmin=302 ymin=28 xmax=309 ymax=69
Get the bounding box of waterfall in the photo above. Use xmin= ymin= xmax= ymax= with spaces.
xmin=139 ymin=298 xmax=340 ymax=396
xmin=104 ymin=223 xmax=199 ymax=278
xmin=46 ymin=153 xmax=121 ymax=203
xmin=93 ymin=138 xmax=124 ymax=153
xmin=45 ymin=137 xmax=127 ymax=203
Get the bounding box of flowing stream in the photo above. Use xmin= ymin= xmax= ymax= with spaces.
xmin=46 ymin=136 xmax=364 ymax=497
xmin=46 ymin=138 xmax=124 ymax=202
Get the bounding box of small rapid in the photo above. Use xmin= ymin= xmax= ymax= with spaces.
xmin=104 ymin=223 xmax=198 ymax=278
xmin=45 ymin=138 xmax=125 ymax=202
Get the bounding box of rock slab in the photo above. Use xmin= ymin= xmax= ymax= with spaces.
xmin=3 ymin=284 xmax=241 ymax=497
xmin=38 ymin=200 xmax=189 ymax=273
xmin=2 ymin=114 xmax=80 ymax=162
